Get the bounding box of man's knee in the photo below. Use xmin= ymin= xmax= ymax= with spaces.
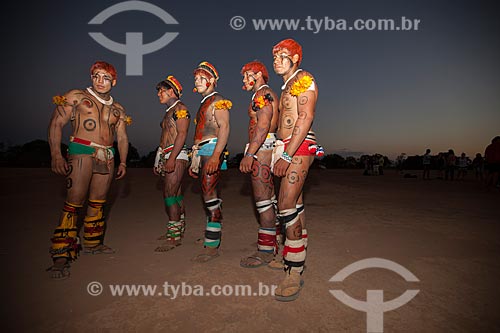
xmin=256 ymin=196 xmax=276 ymax=227
xmin=165 ymin=195 xmax=183 ymax=208
xmin=278 ymin=207 xmax=302 ymax=240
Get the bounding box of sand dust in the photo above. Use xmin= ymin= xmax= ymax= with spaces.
xmin=1 ymin=168 xmax=499 ymax=332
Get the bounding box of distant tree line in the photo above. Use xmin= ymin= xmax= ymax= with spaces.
xmin=0 ymin=140 xmax=140 ymax=167
xmin=6 ymin=140 xmax=454 ymax=170
xmin=227 ymin=152 xmax=392 ymax=169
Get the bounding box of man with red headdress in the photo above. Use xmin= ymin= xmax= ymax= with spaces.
xmin=238 ymin=60 xmax=280 ymax=268
xmin=153 ymin=75 xmax=190 ymax=252
xmin=271 ymin=39 xmax=322 ymax=301
xmin=189 ymin=61 xmax=231 ymax=262
xmin=47 ymin=61 xmax=131 ymax=279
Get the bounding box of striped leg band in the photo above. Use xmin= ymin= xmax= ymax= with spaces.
xmin=255 ymin=195 xmax=277 ymax=214
xmin=205 ymin=198 xmax=222 ymax=222
xmin=166 ymin=221 xmax=182 ymax=241
xmin=83 ymin=199 xmax=106 ymax=248
xmin=204 ymin=221 xmax=222 ymax=248
xmin=278 ymin=208 xmax=300 ymax=232
xmin=283 ymin=238 xmax=306 ymax=273
xmin=296 ymin=203 xmax=304 ymax=215
xmin=257 ymin=227 xmax=277 ymax=253
xmin=50 ymin=201 xmax=82 ymax=261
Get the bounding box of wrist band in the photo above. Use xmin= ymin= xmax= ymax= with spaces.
xmin=245 ymin=152 xmax=258 ymax=160
xmin=119 ymin=162 xmax=127 ymax=168
xmin=281 ymin=151 xmax=292 ymax=163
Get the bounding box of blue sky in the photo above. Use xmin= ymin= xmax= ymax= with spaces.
xmin=3 ymin=0 xmax=499 ymax=159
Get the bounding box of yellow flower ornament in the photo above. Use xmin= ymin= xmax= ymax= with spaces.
xmin=52 ymin=95 xmax=67 ymax=106
xmin=214 ymin=99 xmax=232 ymax=110
xmin=124 ymin=115 xmax=133 ymax=126
xmin=290 ymin=75 xmax=313 ymax=96
xmin=174 ymin=109 xmax=190 ymax=120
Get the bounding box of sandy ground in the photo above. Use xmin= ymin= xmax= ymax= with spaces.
xmin=1 ymin=167 xmax=499 ymax=332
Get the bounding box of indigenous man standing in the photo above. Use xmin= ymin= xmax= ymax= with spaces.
xmin=238 ymin=61 xmax=280 ymax=268
xmin=153 ymin=75 xmax=190 ymax=252
xmin=47 ymin=61 xmax=131 ymax=279
xmin=272 ymin=39 xmax=322 ymax=301
xmin=189 ymin=61 xmax=231 ymax=263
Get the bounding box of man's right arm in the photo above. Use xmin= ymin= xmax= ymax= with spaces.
xmin=48 ymin=90 xmax=78 ymax=175
xmin=240 ymin=95 xmax=273 ymax=173
xmin=164 ymin=109 xmax=190 ymax=173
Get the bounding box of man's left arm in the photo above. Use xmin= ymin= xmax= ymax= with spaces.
xmin=206 ymin=108 xmax=230 ymax=174
xmin=116 ymin=107 xmax=130 ymax=179
xmin=165 ymin=109 xmax=190 ymax=173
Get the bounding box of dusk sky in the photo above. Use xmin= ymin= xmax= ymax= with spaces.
xmin=3 ymin=0 xmax=499 ymax=159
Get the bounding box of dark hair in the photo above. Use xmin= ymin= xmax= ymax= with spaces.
xmin=156 ymin=81 xmax=172 ymax=92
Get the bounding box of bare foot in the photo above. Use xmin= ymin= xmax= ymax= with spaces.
xmin=192 ymin=247 xmax=219 ymax=263
xmin=83 ymin=244 xmax=115 ymax=255
xmin=240 ymin=251 xmax=273 ymax=268
xmin=47 ymin=258 xmax=70 ymax=280
xmin=155 ymin=239 xmax=182 ymax=252
xmin=275 ymin=271 xmax=304 ymax=302
xmin=267 ymin=257 xmax=284 ymax=270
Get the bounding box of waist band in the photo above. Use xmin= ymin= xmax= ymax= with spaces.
xmin=68 ymin=137 xmax=115 ymax=160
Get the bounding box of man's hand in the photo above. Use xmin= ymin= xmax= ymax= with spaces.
xmin=205 ymin=155 xmax=220 ymax=175
xmin=51 ymin=156 xmax=69 ymax=176
xmin=116 ymin=163 xmax=127 ymax=180
xmin=239 ymin=155 xmax=254 ymax=173
xmin=188 ymin=167 xmax=199 ymax=179
xmin=164 ymin=157 xmax=176 ymax=173
xmin=273 ymin=158 xmax=290 ymax=177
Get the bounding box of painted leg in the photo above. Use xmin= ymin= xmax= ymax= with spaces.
xmin=275 ymin=207 xmax=305 ymax=302
xmin=47 ymin=201 xmax=82 ymax=279
xmin=83 ymin=200 xmax=115 ymax=254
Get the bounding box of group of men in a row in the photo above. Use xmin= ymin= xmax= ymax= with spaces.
xmin=47 ymin=38 xmax=321 ymax=301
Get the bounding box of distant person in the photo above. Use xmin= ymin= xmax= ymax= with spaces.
xmin=363 ymin=157 xmax=370 ymax=176
xmin=472 ymin=153 xmax=484 ymax=182
xmin=456 ymin=152 xmax=469 ymax=180
xmin=238 ymin=61 xmax=280 ymax=269
xmin=372 ymin=155 xmax=379 ymax=175
xmin=189 ymin=62 xmax=231 ymax=262
xmin=378 ymin=155 xmax=385 ymax=175
xmin=397 ymin=153 xmax=407 ymax=175
xmin=445 ymin=149 xmax=456 ymax=181
xmin=47 ymin=61 xmax=131 ymax=279
xmin=436 ymin=153 xmax=446 ymax=179
xmin=153 ymin=75 xmax=190 ymax=252
xmin=484 ymin=136 xmax=500 ymax=190
xmin=422 ymin=148 xmax=432 ymax=180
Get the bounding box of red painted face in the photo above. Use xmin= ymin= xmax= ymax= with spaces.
xmin=242 ymin=71 xmax=256 ymax=91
